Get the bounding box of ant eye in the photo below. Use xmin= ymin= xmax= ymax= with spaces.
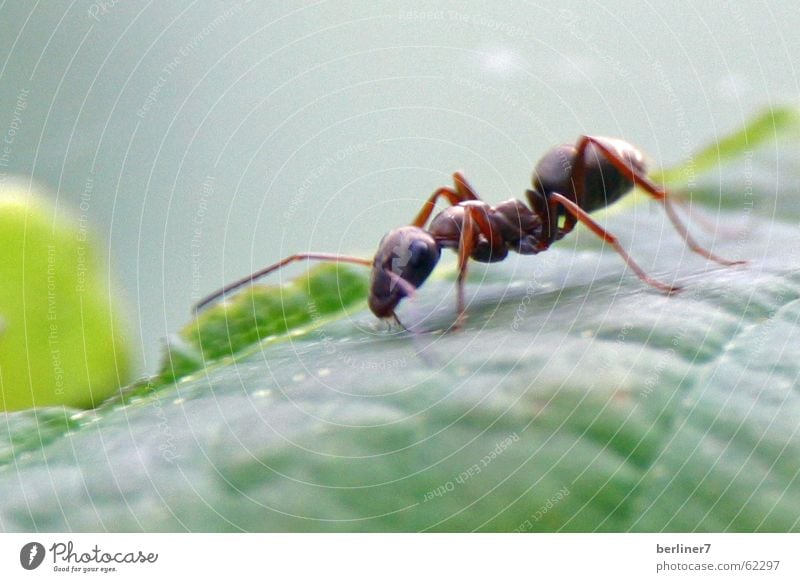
xmin=408 ymin=240 xmax=432 ymax=267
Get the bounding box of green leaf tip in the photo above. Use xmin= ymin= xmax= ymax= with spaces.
xmin=653 ymin=105 xmax=800 ymax=185
xmin=157 ymin=263 xmax=370 ymax=383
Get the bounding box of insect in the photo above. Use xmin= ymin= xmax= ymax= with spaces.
xmin=196 ymin=135 xmax=744 ymax=328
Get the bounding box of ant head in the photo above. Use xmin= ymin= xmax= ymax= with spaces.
xmin=368 ymin=226 xmax=441 ymax=318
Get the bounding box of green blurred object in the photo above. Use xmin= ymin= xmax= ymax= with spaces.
xmin=2 ymin=107 xmax=800 ymax=532
xmin=0 ymin=184 xmax=132 ymax=411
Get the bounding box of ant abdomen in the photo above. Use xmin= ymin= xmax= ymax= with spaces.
xmin=532 ymin=139 xmax=647 ymax=213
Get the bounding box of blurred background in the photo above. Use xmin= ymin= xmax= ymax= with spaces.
xmin=0 ymin=0 xmax=797 ymax=374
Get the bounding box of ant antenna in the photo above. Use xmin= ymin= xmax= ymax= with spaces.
xmin=195 ymin=252 xmax=372 ymax=313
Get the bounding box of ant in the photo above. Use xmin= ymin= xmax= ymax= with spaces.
xmin=196 ymin=136 xmax=744 ymax=329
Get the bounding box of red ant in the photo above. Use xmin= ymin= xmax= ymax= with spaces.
xmin=196 ymin=136 xmax=744 ymax=328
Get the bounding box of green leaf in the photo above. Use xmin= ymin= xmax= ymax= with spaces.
xmin=157 ymin=263 xmax=370 ymax=385
xmin=653 ymin=105 xmax=800 ymax=185
xmin=0 ymin=186 xmax=133 ymax=411
xmin=1 ymin=108 xmax=799 ymax=532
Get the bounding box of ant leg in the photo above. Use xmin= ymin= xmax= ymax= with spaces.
xmin=382 ymin=268 xmax=419 ymax=302
xmin=392 ymin=313 xmax=410 ymax=332
xmin=453 ymin=202 xmax=507 ymax=329
xmin=575 ymin=136 xmax=745 ymax=266
xmin=194 ymin=253 xmax=372 ymax=313
xmin=528 ymin=188 xmax=560 ymax=252
xmin=452 ymin=171 xmax=483 ymax=200
xmin=669 ymin=193 xmax=742 ymax=238
xmin=382 ymin=268 xmax=429 ymax=336
xmin=549 ymin=192 xmax=679 ymax=294
xmin=536 ymin=143 xmax=594 ymax=248
xmin=412 ymin=186 xmax=462 ymax=228
xmin=454 ymin=210 xmax=477 ymax=329
xmin=412 ymin=171 xmax=482 ymax=228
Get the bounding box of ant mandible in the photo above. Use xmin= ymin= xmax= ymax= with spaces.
xmin=196 ymin=136 xmax=744 ymax=329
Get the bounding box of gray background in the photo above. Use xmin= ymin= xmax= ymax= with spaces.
xmin=0 ymin=0 xmax=797 ymax=373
